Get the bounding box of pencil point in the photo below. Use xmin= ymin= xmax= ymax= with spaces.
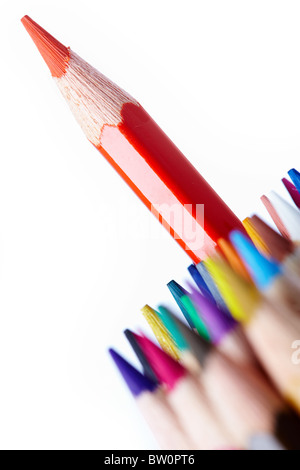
xmin=282 ymin=178 xmax=300 ymax=209
xmin=188 ymin=286 xmax=237 ymax=345
xmin=179 ymin=293 xmax=211 ymax=341
xmin=141 ymin=305 xmax=179 ymax=360
xmin=21 ymin=15 xmax=70 ymax=77
xmin=230 ymin=231 xmax=282 ymax=290
xmin=261 ymin=195 xmax=291 ymax=240
xmin=250 ymin=215 xmax=294 ymax=262
xmin=133 ymin=333 xmax=186 ymax=391
xmin=157 ymin=306 xmax=189 ymax=352
xmin=124 ymin=329 xmax=159 ymax=384
xmin=196 ymin=262 xmax=231 ymax=315
xmin=158 ymin=307 xmax=212 ymax=367
xmin=288 ymin=169 xmax=300 ymax=193
xmin=167 ymin=281 xmax=195 ymax=329
xmin=243 ymin=217 xmax=270 ymax=256
xmin=269 ymin=191 xmax=300 ymax=242
xmin=109 ymin=348 xmax=157 ymax=397
xmin=204 ymin=255 xmax=259 ymax=322
xmin=188 ymin=264 xmax=216 ymax=303
xmin=168 ymin=280 xmax=210 ymax=340
xmin=218 ymin=238 xmax=252 ymax=282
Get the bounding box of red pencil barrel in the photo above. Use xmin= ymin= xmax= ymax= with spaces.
xmin=97 ymin=103 xmax=243 ymax=262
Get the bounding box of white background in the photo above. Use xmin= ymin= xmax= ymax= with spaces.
xmin=0 ymin=0 xmax=299 ymax=450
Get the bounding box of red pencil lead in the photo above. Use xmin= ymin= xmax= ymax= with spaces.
xmin=21 ymin=16 xmax=70 ymax=77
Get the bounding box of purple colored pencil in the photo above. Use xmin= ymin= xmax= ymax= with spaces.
xmin=109 ymin=348 xmax=193 ymax=449
xmin=186 ymin=284 xmax=257 ymax=368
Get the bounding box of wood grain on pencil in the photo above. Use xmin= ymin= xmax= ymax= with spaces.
xmin=21 ymin=15 xmax=244 ymax=263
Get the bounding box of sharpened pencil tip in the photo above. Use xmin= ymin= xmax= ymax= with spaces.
xmin=157 ymin=306 xmax=189 ymax=352
xmin=123 ymin=329 xmax=159 ymax=384
xmin=196 ymin=262 xmax=232 ymax=315
xmin=141 ymin=305 xmax=180 ymax=360
xmin=282 ymin=178 xmax=300 ymax=209
xmin=168 ymin=280 xmax=210 ymax=340
xmin=109 ymin=348 xmax=157 ymax=397
xmin=288 ymin=168 xmax=300 ymax=193
xmin=261 ymin=195 xmax=291 ymax=240
xmin=230 ymin=231 xmax=282 ymax=290
xmin=158 ymin=307 xmax=212 ymax=368
xmin=167 ymin=280 xmax=195 ymax=329
xmin=133 ymin=333 xmax=186 ymax=391
xmin=188 ymin=286 xmax=236 ymax=344
xmin=188 ymin=264 xmax=215 ymax=303
xmin=250 ymin=215 xmax=294 ymax=262
xmin=269 ymin=191 xmax=300 ymax=242
xmin=21 ymin=15 xmax=70 ymax=77
xmin=204 ymin=255 xmax=259 ymax=322
xmin=243 ymin=217 xmax=270 ymax=256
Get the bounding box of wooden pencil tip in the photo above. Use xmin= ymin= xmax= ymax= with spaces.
xmin=250 ymin=215 xmax=294 ymax=262
xmin=21 ymin=15 xmax=70 ymax=77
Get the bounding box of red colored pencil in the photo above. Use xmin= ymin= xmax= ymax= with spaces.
xmin=21 ymin=16 xmax=244 ymax=262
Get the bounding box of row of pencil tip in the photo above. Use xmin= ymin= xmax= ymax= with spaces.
xmin=109 ymin=168 xmax=300 ymax=450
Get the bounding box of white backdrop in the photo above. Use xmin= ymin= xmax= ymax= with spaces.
xmin=0 ymin=0 xmax=299 ymax=450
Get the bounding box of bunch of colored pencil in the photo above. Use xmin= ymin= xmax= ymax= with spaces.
xmin=111 ymin=172 xmax=300 ymax=450
xmin=21 ymin=16 xmax=300 ymax=450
